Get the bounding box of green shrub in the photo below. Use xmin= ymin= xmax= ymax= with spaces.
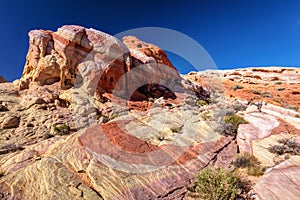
xmin=200 ymin=110 xmax=211 ymax=121
xmin=193 ymin=168 xmax=245 ymax=200
xmin=232 ymin=85 xmax=244 ymax=91
xmin=53 ymin=123 xmax=70 ymax=135
xmin=275 ymin=81 xmax=283 ymax=85
xmin=232 ymin=153 xmax=261 ymax=168
xmin=268 ymin=138 xmax=300 ymax=156
xmin=232 ymin=153 xmax=265 ymax=177
xmin=232 ymin=102 xmax=247 ymax=112
xmin=207 ymin=97 xmax=217 ymax=104
xmin=43 ymin=132 xmax=54 ymax=139
xmin=224 ymin=115 xmax=248 ymax=134
xmin=247 ymin=166 xmax=265 ymax=176
xmin=197 ymin=100 xmax=207 ymax=107
xmin=273 ymin=99 xmax=281 ymax=103
xmin=251 ymin=90 xmax=261 ymax=95
xmin=268 ymin=145 xmax=285 ymax=155
xmin=284 ymin=103 xmax=299 ymax=111
xmin=261 ymin=92 xmax=273 ymax=98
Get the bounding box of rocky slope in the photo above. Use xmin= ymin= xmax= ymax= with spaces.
xmin=0 ymin=25 xmax=299 ymax=200
xmin=186 ymin=68 xmax=300 ymax=199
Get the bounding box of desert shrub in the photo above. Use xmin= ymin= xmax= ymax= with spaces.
xmin=273 ymin=99 xmax=281 ymax=103
xmin=197 ymin=100 xmax=207 ymax=107
xmin=261 ymin=92 xmax=273 ymax=98
xmin=216 ymin=107 xmax=236 ymax=117
xmin=193 ymin=168 xmax=245 ymax=200
xmin=275 ymin=81 xmax=283 ymax=85
xmin=284 ymin=103 xmax=299 ymax=112
xmin=270 ymin=138 xmax=300 ymax=156
xmin=207 ymin=96 xmax=217 ymax=104
xmin=232 ymin=102 xmax=247 ymax=112
xmin=200 ymin=110 xmax=211 ymax=121
xmin=232 ymin=85 xmax=244 ymax=91
xmin=232 ymin=153 xmax=265 ymax=177
xmin=53 ymin=123 xmax=70 ymax=136
xmin=43 ymin=132 xmax=54 ymax=139
xmin=233 ymin=153 xmax=260 ymax=168
xmin=251 ymin=90 xmax=261 ymax=95
xmin=247 ymin=166 xmax=265 ymax=176
xmin=295 ymin=114 xmax=300 ymax=118
xmin=224 ymin=115 xmax=248 ymax=134
xmin=268 ymin=145 xmax=285 ymax=155
xmin=215 ymin=121 xmax=235 ymax=136
xmin=277 ymin=87 xmax=285 ymax=91
xmin=170 ymin=125 xmax=182 ymax=133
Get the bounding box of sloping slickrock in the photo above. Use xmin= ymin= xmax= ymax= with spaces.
xmin=237 ymin=104 xmax=300 ymax=167
xmin=0 ymin=114 xmax=234 ymax=199
xmin=237 ymin=109 xmax=280 ymax=153
xmin=252 ymin=156 xmax=300 ymax=200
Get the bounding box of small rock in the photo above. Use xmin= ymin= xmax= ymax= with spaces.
xmin=1 ymin=114 xmax=20 ymax=129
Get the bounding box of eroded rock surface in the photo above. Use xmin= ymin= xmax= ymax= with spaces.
xmin=252 ymin=156 xmax=300 ymax=200
xmin=1 ymin=25 xmax=300 ymax=199
xmin=185 ymin=67 xmax=300 ymax=200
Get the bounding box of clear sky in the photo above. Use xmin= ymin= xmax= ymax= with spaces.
xmin=1 ymin=0 xmax=300 ymax=81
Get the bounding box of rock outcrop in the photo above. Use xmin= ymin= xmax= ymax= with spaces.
xmin=185 ymin=67 xmax=300 ymax=200
xmin=19 ymin=25 xmax=127 ymax=93
xmin=1 ymin=24 xmax=299 ymax=199
xmin=0 ymin=25 xmax=214 ymax=199
xmin=19 ymin=25 xmax=184 ymax=103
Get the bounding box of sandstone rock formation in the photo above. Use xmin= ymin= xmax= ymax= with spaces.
xmin=19 ymin=25 xmax=124 ymax=92
xmin=19 ymin=25 xmax=184 ymax=103
xmin=185 ymin=67 xmax=300 ymax=200
xmin=1 ymin=24 xmax=300 ymax=199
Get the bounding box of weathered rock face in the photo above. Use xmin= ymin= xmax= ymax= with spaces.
xmin=122 ymin=35 xmax=177 ymax=71
xmin=252 ymin=156 xmax=300 ymax=200
xmin=122 ymin=36 xmax=180 ymax=100
xmin=19 ymin=25 xmax=128 ymax=94
xmin=0 ymin=109 xmax=234 ymax=199
xmin=4 ymin=23 xmax=300 ymax=200
xmin=19 ymin=25 xmax=184 ymax=104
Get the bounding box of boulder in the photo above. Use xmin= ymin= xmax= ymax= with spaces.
xmin=0 ymin=114 xmax=20 ymax=129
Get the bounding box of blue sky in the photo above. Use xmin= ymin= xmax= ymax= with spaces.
xmin=1 ymin=0 xmax=300 ymax=81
